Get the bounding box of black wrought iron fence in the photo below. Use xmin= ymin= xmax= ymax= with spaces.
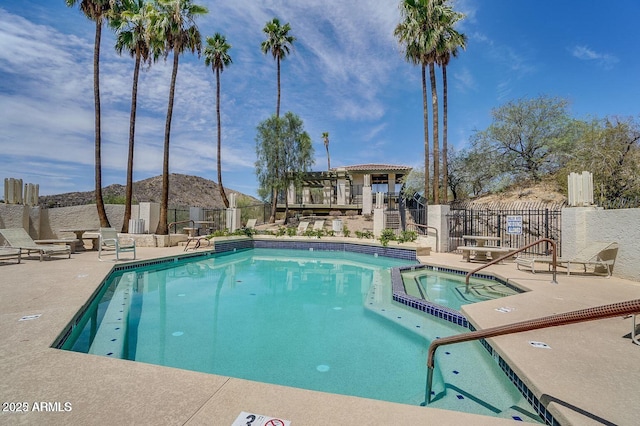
xmin=401 ymin=192 xmax=427 ymax=235
xmin=168 ymin=207 xmax=190 ymax=233
xmin=447 ymin=201 xmax=565 ymax=256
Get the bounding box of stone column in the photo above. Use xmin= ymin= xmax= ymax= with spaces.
xmin=425 ymin=204 xmax=450 ymax=253
xmin=373 ymin=192 xmax=385 ymax=237
xmin=362 ymin=174 xmax=373 ymax=215
xmin=226 ymin=193 xmax=240 ymax=231
xmin=287 ymin=183 xmax=296 ymax=205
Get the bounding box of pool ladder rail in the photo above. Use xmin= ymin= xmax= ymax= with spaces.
xmin=423 ymin=298 xmax=640 ymax=405
xmin=464 ymin=238 xmax=559 ymax=294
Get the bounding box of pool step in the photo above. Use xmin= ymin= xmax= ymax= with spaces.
xmin=88 ymin=272 xmax=135 ymax=358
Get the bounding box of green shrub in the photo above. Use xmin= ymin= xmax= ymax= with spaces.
xmin=379 ymin=229 xmax=396 ymax=247
xmin=303 ymin=229 xmax=323 ymax=238
xmin=342 ymin=225 xmax=351 ymax=238
xmin=355 ymin=230 xmax=373 ymax=239
xmin=397 ymin=230 xmax=418 ymax=243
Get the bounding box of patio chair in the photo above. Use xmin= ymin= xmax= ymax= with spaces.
xmin=312 ymin=220 xmax=325 ymax=232
xmin=98 ymin=228 xmax=136 ymax=261
xmin=0 ymin=228 xmax=71 ymax=261
xmin=245 ymin=218 xmax=257 ymax=229
xmin=516 ymin=241 xmax=619 ymax=277
xmin=297 ymin=221 xmax=310 ymax=235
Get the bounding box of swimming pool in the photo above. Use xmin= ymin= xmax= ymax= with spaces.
xmin=58 ymin=247 xmax=542 ymax=422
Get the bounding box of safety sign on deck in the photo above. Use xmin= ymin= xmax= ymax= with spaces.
xmin=231 ymin=411 xmax=291 ymax=426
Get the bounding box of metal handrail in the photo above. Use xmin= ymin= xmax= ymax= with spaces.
xmin=423 ymin=298 xmax=640 ymax=405
xmin=465 ymin=238 xmax=558 ymax=294
xmin=168 ymin=219 xmax=194 ymax=235
xmin=413 ymin=224 xmax=439 ymax=252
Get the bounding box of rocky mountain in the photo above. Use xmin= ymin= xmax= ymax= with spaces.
xmin=38 ymin=174 xmax=260 ymax=209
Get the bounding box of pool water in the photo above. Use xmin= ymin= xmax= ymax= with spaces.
xmin=60 ymin=248 xmax=541 ymax=423
xmin=401 ymin=268 xmax=521 ymax=311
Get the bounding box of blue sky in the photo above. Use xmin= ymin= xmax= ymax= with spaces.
xmin=1 ymin=1 xmax=639 ymax=198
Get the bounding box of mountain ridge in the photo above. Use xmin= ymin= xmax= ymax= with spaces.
xmin=38 ymin=174 xmax=259 ymax=209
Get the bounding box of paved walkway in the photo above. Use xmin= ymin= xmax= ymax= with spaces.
xmin=0 ymin=244 xmax=638 ymax=425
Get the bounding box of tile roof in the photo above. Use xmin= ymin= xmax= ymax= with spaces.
xmin=339 ymin=164 xmax=413 ymax=172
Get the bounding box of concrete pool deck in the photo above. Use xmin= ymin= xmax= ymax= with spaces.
xmin=0 ymin=243 xmax=638 ymax=425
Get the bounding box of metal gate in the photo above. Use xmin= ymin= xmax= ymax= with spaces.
xmin=447 ymin=201 xmax=566 ymax=255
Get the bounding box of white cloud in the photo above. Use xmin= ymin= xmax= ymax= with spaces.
xmin=453 ymin=67 xmax=476 ymax=92
xmin=571 ymin=45 xmax=618 ymax=69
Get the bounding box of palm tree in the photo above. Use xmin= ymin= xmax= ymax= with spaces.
xmin=322 ymin=132 xmax=330 ymax=171
xmin=204 ymin=33 xmax=232 ymax=209
xmin=111 ymin=0 xmax=155 ymax=232
xmin=151 ymin=0 xmax=208 ymax=235
xmin=423 ymin=0 xmax=453 ymax=205
xmin=436 ymin=16 xmax=466 ymax=202
xmin=395 ymin=0 xmax=464 ymax=204
xmin=261 ymin=17 xmax=295 ymax=222
xmin=65 ymin=0 xmax=112 ymax=227
xmin=261 ymin=18 xmax=295 ymax=119
xmin=395 ymin=0 xmax=437 ymax=202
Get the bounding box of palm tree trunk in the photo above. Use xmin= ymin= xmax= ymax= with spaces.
xmin=276 ymin=56 xmax=281 ymax=118
xmin=216 ymin=68 xmax=229 ymax=208
xmin=94 ymin=18 xmax=110 ymax=228
xmin=156 ymin=49 xmax=179 ymax=235
xmin=442 ymin=64 xmax=449 ymax=203
xmin=429 ymin=62 xmax=439 ymax=205
xmin=325 ymin=145 xmax=331 ymax=171
xmin=421 ymin=64 xmax=430 ymax=202
xmin=122 ymin=52 xmax=141 ymax=233
xmin=269 ymin=56 xmax=282 ymax=223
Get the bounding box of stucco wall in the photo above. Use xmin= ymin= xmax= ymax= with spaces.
xmin=0 ymin=204 xmax=125 ymax=241
xmin=583 ymin=208 xmax=639 ymax=280
xmin=39 ymin=205 xmax=127 ymax=239
xmin=562 ymin=207 xmax=639 ymax=280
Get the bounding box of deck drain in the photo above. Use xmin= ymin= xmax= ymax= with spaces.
xmin=529 ymin=341 xmax=551 ymax=349
xmin=19 ymin=314 xmax=41 ymax=321
xmin=495 ymin=307 xmax=515 ymax=313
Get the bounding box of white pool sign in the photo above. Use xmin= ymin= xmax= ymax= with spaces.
xmin=232 ymin=412 xmax=291 ymax=426
xmin=506 ymin=215 xmax=523 ymax=235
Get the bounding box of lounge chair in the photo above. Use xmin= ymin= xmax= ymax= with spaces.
xmin=0 ymin=247 xmax=21 ymax=264
xmin=515 ymin=241 xmax=619 ymax=277
xmin=297 ymin=221 xmax=310 ymax=235
xmin=312 ymin=220 xmax=325 ymax=232
xmin=0 ymin=228 xmax=71 ymax=261
xmin=245 ymin=218 xmax=257 ymax=229
xmin=98 ymin=228 xmax=136 ymax=261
